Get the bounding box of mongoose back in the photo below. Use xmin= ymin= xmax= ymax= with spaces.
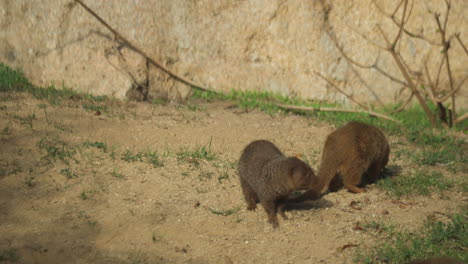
xmin=293 ymin=121 xmax=389 ymax=202
xmin=238 ymin=140 xmax=319 ymax=227
xmin=406 ymin=257 xmax=465 ymax=264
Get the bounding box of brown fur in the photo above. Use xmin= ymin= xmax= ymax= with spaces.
xmin=238 ymin=140 xmax=319 ymax=227
xmin=406 ymin=257 xmax=465 ymax=264
xmin=292 ymin=122 xmax=389 ymax=202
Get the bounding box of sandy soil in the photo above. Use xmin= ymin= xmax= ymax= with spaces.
xmin=0 ymin=93 xmax=465 ymax=264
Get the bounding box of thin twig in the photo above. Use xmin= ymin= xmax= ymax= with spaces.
xmin=392 ymin=0 xmax=408 ymax=48
xmin=349 ymin=65 xmax=385 ymax=106
xmin=276 ymin=104 xmax=402 ymax=124
xmin=372 ymin=0 xmax=440 ymax=46
xmin=74 ymin=0 xmax=216 ymax=94
xmin=423 ymin=59 xmax=438 ymax=105
xmin=314 ymin=72 xmax=370 ymax=110
xmin=455 ymin=33 xmax=468 ymax=56
xmin=325 ymin=31 xmax=374 ymax=69
xmin=388 ymin=92 xmax=413 ymax=114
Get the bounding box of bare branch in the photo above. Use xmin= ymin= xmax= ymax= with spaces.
xmin=443 ymin=0 xmax=451 ymax=32
xmin=435 ymin=9 xmax=456 ymax=119
xmin=346 ymin=24 xmax=387 ymax=50
xmin=390 ymin=0 xmax=405 ymax=18
xmin=373 ymin=64 xmax=407 ymax=86
xmin=325 ymin=31 xmax=373 ymax=69
xmin=454 ymin=113 xmax=468 ymax=124
xmin=437 ymin=74 xmax=468 ymax=102
xmin=372 ymin=0 xmax=441 ymax=46
xmin=74 ymin=0 xmax=216 ymax=94
xmin=276 ymin=104 xmax=402 ymax=124
xmin=377 ymin=24 xmax=437 ymax=127
xmin=455 ymin=33 xmax=468 ymax=56
xmin=314 ymin=72 xmax=370 ymax=110
xmin=392 ymin=0 xmax=409 ymax=48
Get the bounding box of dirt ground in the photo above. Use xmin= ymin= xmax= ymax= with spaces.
xmin=0 ymin=93 xmax=465 ymax=264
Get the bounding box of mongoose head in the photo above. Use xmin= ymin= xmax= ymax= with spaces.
xmin=286 ymin=157 xmax=317 ymax=191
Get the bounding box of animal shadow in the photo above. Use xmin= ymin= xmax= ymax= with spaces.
xmin=284 ymin=197 xmax=333 ymax=212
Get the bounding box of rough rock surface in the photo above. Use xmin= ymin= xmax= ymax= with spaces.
xmin=0 ymin=0 xmax=467 ymax=107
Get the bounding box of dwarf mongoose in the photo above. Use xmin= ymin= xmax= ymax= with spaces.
xmin=292 ymin=122 xmax=389 ymax=202
xmin=238 ymin=140 xmax=319 ymax=227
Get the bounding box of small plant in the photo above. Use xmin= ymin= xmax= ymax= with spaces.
xmin=82 ymin=141 xmax=107 ymax=152
xmin=79 ymin=190 xmax=98 ymax=200
xmin=111 ymin=168 xmax=124 ymax=179
xmin=209 ymin=205 xmax=242 ymax=216
xmin=38 ymin=138 xmax=75 ymax=165
xmin=79 ymin=191 xmax=89 ymax=200
xmin=217 ymin=170 xmax=229 ymax=183
xmin=177 ymin=138 xmax=217 ymax=164
xmin=377 ymin=170 xmax=453 ymax=197
xmin=1 ymin=126 xmax=10 ymax=135
xmin=60 ymin=168 xmax=77 ymax=179
xmin=122 ymin=150 xmax=144 ymax=162
xmin=0 ymin=248 xmax=19 ymax=262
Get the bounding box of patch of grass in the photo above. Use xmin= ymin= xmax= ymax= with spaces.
xmin=209 ymin=205 xmax=242 ymax=216
xmin=79 ymin=189 xmax=97 ymax=200
xmin=120 ymin=149 xmax=163 ymax=167
xmin=0 ymin=62 xmax=108 ymax=109
xmin=0 ymin=248 xmax=19 ymax=262
xmin=83 ymin=141 xmax=107 ymax=152
xmin=1 ymin=126 xmax=10 ymax=135
xmin=187 ymin=104 xmax=206 ymax=111
xmin=82 ymin=103 xmax=107 ymax=113
xmin=146 ymin=150 xmax=163 ymax=168
xmin=152 ymin=97 xmax=168 ymax=105
xmin=122 ymin=150 xmax=144 ymax=162
xmin=377 ymin=170 xmax=453 ymax=197
xmin=12 ymin=113 xmax=36 ymax=129
xmin=355 ymin=210 xmax=468 ymax=264
xmin=60 ymin=168 xmax=77 ymax=179
xmin=38 ymin=138 xmax=75 ymax=165
xmin=177 ymin=139 xmax=216 ymax=164
xmin=192 ymin=89 xmax=465 ymax=165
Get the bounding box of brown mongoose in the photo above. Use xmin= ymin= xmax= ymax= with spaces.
xmin=238 ymin=140 xmax=320 ymax=227
xmin=291 ymin=121 xmax=389 ymax=202
xmin=406 ymin=257 xmax=465 ymax=264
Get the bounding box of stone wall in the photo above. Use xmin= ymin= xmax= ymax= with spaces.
xmin=0 ymin=0 xmax=467 ymax=109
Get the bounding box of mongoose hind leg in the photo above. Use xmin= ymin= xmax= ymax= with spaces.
xmin=240 ymin=178 xmax=259 ymax=211
xmin=277 ymin=201 xmax=288 ymax=220
xmin=342 ymin=164 xmax=367 ymax=193
xmin=261 ymin=199 xmax=279 ymax=228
